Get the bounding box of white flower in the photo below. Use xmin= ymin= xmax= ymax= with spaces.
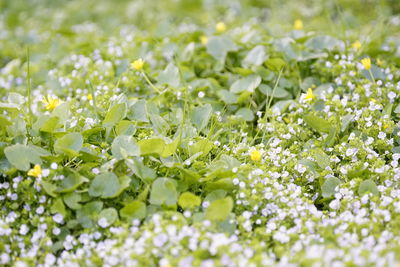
xmin=53 ymin=213 xmax=64 ymax=224
xmin=50 ymin=162 xmax=58 ymax=169
xmin=378 ymin=132 xmax=386 ymax=140
xmin=98 ymin=218 xmax=109 ymax=228
xmin=19 ymin=224 xmax=29 ymax=235
xmin=329 ymin=199 xmax=340 ymax=210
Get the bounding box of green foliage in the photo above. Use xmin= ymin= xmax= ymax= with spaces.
xmin=205 ymin=197 xmax=233 ymax=222
xmin=54 ymin=133 xmax=83 ymax=157
xmin=178 ymin=192 xmax=201 ymax=209
xmin=149 ymin=178 xmax=178 ymax=206
xmin=4 ymin=144 xmax=43 ymax=171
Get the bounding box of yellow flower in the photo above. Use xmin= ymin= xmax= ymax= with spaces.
xmin=377 ymin=58 xmax=383 ymax=66
xmin=250 ymin=150 xmax=262 ymax=161
xmin=304 ymin=88 xmax=316 ymax=101
xmin=383 ymin=123 xmax=390 ymax=129
xmin=200 ymin=35 xmax=208 ymax=45
xmin=42 ymin=95 xmax=61 ymax=111
xmin=28 ymin=164 xmax=42 ymax=178
xmin=293 ymin=19 xmax=303 ymax=30
xmin=216 ymin=22 xmax=226 ymax=33
xmin=87 ymin=94 xmax=93 ymax=100
xmin=361 ymin=57 xmax=371 ymax=70
xmin=131 ymin=58 xmax=145 ymax=71
xmin=352 ymin=40 xmax=362 ymax=50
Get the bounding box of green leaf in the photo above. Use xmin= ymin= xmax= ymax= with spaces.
xmin=54 ymin=132 xmax=83 ymax=157
xmin=235 ymin=108 xmax=254 ymax=121
xmin=258 ymin=84 xmax=290 ymax=98
xmin=63 ymin=192 xmax=82 ymax=210
xmin=243 ymin=45 xmax=266 ymax=66
xmin=205 ymin=197 xmax=233 ymax=222
xmin=324 ymin=127 xmax=337 ymax=147
xmin=298 ymin=159 xmax=318 ymax=172
xmin=189 ymin=139 xmax=213 ymax=156
xmin=138 ymin=137 xmax=178 ymax=157
xmin=394 ymin=104 xmax=400 ymax=114
xmin=57 ymin=173 xmax=88 ymax=193
xmin=41 ymin=181 xmax=58 ymax=197
xmin=230 ymin=75 xmax=261 ymax=94
xmin=40 ymin=116 xmax=60 ymax=133
xmin=111 ymin=135 xmax=140 ymax=160
xmin=190 ymin=104 xmax=212 ymax=131
xmin=361 ymin=65 xmax=385 ymax=81
xmin=206 ymin=36 xmax=237 ymax=62
xmin=128 ymin=100 xmax=149 ymax=122
xmin=158 ymin=63 xmax=180 ymax=88
xmin=303 ymin=114 xmax=331 ymax=133
xmin=76 ymin=201 xmax=103 ymax=228
xmin=204 ymin=190 xmax=227 ymax=203
xmin=321 ymin=177 xmax=341 ymax=198
xmin=120 ymin=200 xmax=147 ymax=220
xmin=4 ymin=144 xmax=42 ymax=171
xmin=0 ymin=115 xmax=11 ymax=127
xmin=312 ymin=148 xmax=330 ymax=169
xmin=341 ymin=114 xmax=354 ymax=132
xmin=264 ymin=58 xmax=286 ymax=71
xmin=149 ymin=178 xmax=178 ymax=206
xmin=103 ymin=103 xmax=127 ymax=128
xmin=126 ymin=158 xmax=156 ymax=183
xmin=99 ymin=208 xmax=118 ymax=226
xmin=358 ymin=179 xmax=379 ymax=196
xmin=52 ymin=102 xmax=70 ymax=124
xmin=305 ymin=35 xmax=343 ymax=51
xmin=178 ymin=192 xmax=201 ymax=209
xmin=88 ymin=172 xmax=121 ymax=198
xmin=219 ymin=89 xmax=237 ymax=104
xmin=50 ymin=198 xmax=67 ymax=217
xmin=115 ymin=120 xmax=136 ymax=136
xmin=111 ymin=175 xmax=131 ymax=198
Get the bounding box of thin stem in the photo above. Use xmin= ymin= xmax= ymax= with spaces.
xmin=88 ymin=80 xmax=99 ymax=121
xmin=142 ymin=71 xmax=160 ymax=93
xmin=260 ymin=67 xmax=284 ymax=144
xmin=26 ymin=47 xmax=32 ymax=125
xmin=264 ymin=67 xmax=284 ymax=118
xmin=368 ymin=69 xmax=375 ymax=83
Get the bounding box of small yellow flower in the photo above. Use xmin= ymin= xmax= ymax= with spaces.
xmin=293 ymin=19 xmax=303 ymax=30
xmin=352 ymin=40 xmax=362 ymax=50
xmin=200 ymin=35 xmax=208 ymax=45
xmin=87 ymin=94 xmax=93 ymax=101
xmin=383 ymin=123 xmax=390 ymax=129
xmin=361 ymin=57 xmax=371 ymax=70
xmin=250 ymin=150 xmax=262 ymax=161
xmin=28 ymin=164 xmax=42 ymax=178
xmin=377 ymin=58 xmax=383 ymax=66
xmin=42 ymin=95 xmax=61 ymax=111
xmin=131 ymin=58 xmax=145 ymax=71
xmin=304 ymin=88 xmax=316 ymax=101
xmin=216 ymin=22 xmax=226 ymax=33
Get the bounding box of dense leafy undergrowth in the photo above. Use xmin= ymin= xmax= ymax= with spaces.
xmin=1 ymin=0 xmax=400 ymax=266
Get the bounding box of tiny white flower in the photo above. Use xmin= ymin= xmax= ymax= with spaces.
xmin=98 ymin=218 xmax=109 ymax=228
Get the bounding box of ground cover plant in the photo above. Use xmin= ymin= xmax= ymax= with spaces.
xmin=1 ymin=0 xmax=400 ymax=266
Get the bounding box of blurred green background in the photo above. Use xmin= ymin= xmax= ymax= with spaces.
xmin=0 ymin=0 xmax=399 ymax=66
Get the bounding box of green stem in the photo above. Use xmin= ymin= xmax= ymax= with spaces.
xmin=142 ymin=71 xmax=160 ymax=93
xmin=368 ymin=69 xmax=375 ymax=83
xmin=88 ymin=80 xmax=99 ymax=121
xmin=26 ymin=47 xmax=32 ymax=126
